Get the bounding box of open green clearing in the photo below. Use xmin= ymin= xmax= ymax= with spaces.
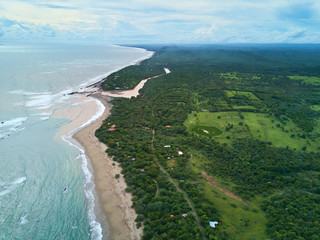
xmin=191 ymin=125 xmax=222 ymax=137
xmin=224 ymin=90 xmax=260 ymax=101
xmin=185 ymin=111 xmax=320 ymax=152
xmin=97 ymin=45 xmax=320 ymax=240
xmin=310 ymin=105 xmax=320 ymax=111
xmin=190 ymin=151 xmax=269 ymax=240
xmin=288 ymin=75 xmax=320 ymax=85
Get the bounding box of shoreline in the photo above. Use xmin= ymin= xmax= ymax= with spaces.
xmin=73 ymin=93 xmax=142 ymax=240
xmin=55 ymin=47 xmax=156 ymax=239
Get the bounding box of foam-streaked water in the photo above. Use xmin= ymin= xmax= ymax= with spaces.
xmin=0 ymin=42 xmax=152 ymax=240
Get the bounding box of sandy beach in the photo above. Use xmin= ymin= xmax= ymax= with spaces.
xmin=52 ymin=66 xmax=169 ymax=240
xmin=52 ymin=93 xmax=141 ymax=240
xmin=73 ymin=94 xmax=141 ymax=240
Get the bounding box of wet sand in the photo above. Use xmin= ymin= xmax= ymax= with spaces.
xmin=53 ymin=94 xmax=141 ymax=240
xmin=52 ymin=66 xmax=170 ymax=239
xmin=73 ymin=94 xmax=141 ymax=240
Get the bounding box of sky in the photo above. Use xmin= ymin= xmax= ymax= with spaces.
xmin=0 ymin=0 xmax=319 ymax=43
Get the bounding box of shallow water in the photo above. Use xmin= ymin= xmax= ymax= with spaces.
xmin=0 ymin=42 xmax=151 ymax=239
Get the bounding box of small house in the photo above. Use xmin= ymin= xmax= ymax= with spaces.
xmin=209 ymin=221 xmax=219 ymax=228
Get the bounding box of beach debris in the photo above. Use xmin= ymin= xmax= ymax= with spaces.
xmin=165 ymin=125 xmax=172 ymax=128
xmin=72 ymin=225 xmax=78 ymax=229
xmin=178 ymin=151 xmax=183 ymax=155
xmin=182 ymin=213 xmax=188 ymax=218
xmin=170 ymin=215 xmax=174 ymax=218
xmin=203 ymin=130 xmax=209 ymax=134
xmin=164 ymin=145 xmax=171 ymax=148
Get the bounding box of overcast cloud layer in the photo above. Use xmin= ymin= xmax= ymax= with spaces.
xmin=0 ymin=0 xmax=319 ymax=43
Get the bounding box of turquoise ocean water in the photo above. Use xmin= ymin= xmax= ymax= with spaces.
xmin=0 ymin=42 xmax=151 ymax=240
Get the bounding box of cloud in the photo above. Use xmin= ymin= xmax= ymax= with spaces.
xmin=39 ymin=4 xmax=77 ymax=10
xmin=277 ymin=2 xmax=315 ymax=21
xmin=290 ymin=30 xmax=306 ymax=39
xmin=0 ymin=0 xmax=319 ymax=43
xmin=195 ymin=24 xmax=217 ymax=36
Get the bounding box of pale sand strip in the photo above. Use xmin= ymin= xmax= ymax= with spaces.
xmin=101 ymin=74 xmax=162 ymax=99
xmin=52 ymin=94 xmax=141 ymax=240
xmin=51 ymin=67 xmax=171 ymax=239
xmin=73 ymin=94 xmax=141 ymax=240
xmin=101 ymin=67 xmax=170 ymax=99
xmin=53 ymin=95 xmax=99 ymax=138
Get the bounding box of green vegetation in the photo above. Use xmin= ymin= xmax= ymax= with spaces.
xmin=190 ymin=151 xmax=269 ymax=240
xmin=185 ymin=111 xmax=320 ymax=151
xmin=97 ymin=44 xmax=320 ymax=240
xmin=101 ymin=58 xmax=165 ymax=90
xmin=288 ymin=75 xmax=320 ymax=86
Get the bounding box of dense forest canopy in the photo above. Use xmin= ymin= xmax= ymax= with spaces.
xmin=96 ymin=44 xmax=320 ymax=240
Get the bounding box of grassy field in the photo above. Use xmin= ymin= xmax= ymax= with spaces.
xmin=288 ymin=75 xmax=320 ymax=85
xmin=224 ymin=90 xmax=260 ymax=101
xmin=190 ymin=151 xmax=269 ymax=240
xmin=310 ymin=105 xmax=320 ymax=111
xmin=185 ymin=111 xmax=320 ymax=152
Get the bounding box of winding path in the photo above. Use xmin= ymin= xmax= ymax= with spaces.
xmin=151 ymin=106 xmax=207 ymax=240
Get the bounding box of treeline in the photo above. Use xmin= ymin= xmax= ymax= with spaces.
xmin=96 ymin=45 xmax=320 ymax=239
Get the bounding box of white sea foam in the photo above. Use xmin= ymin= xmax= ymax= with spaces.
xmin=9 ymin=90 xmax=51 ymax=95
xmin=18 ymin=214 xmax=28 ymax=225
xmin=0 ymin=117 xmax=28 ymax=140
xmin=31 ymin=112 xmax=50 ymax=121
xmin=10 ymin=89 xmax=73 ymax=110
xmin=59 ymin=48 xmax=153 ymax=240
xmin=0 ymin=117 xmax=28 ymax=129
xmin=24 ymin=90 xmax=72 ymax=110
xmin=61 ymin=97 xmax=105 ymax=240
xmin=0 ymin=176 xmax=27 ymax=197
xmin=39 ymin=71 xmax=55 ymax=75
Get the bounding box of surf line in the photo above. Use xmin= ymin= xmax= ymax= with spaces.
xmin=62 ymin=97 xmax=105 ymax=240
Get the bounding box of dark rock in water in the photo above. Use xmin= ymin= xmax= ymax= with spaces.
xmin=1 ymin=121 xmax=4 ymax=124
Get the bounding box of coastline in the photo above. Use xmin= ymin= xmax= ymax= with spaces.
xmin=73 ymin=94 xmax=142 ymax=240
xmin=53 ymin=46 xmax=155 ymax=240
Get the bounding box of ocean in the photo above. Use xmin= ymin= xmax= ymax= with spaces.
xmin=0 ymin=42 xmax=151 ymax=240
